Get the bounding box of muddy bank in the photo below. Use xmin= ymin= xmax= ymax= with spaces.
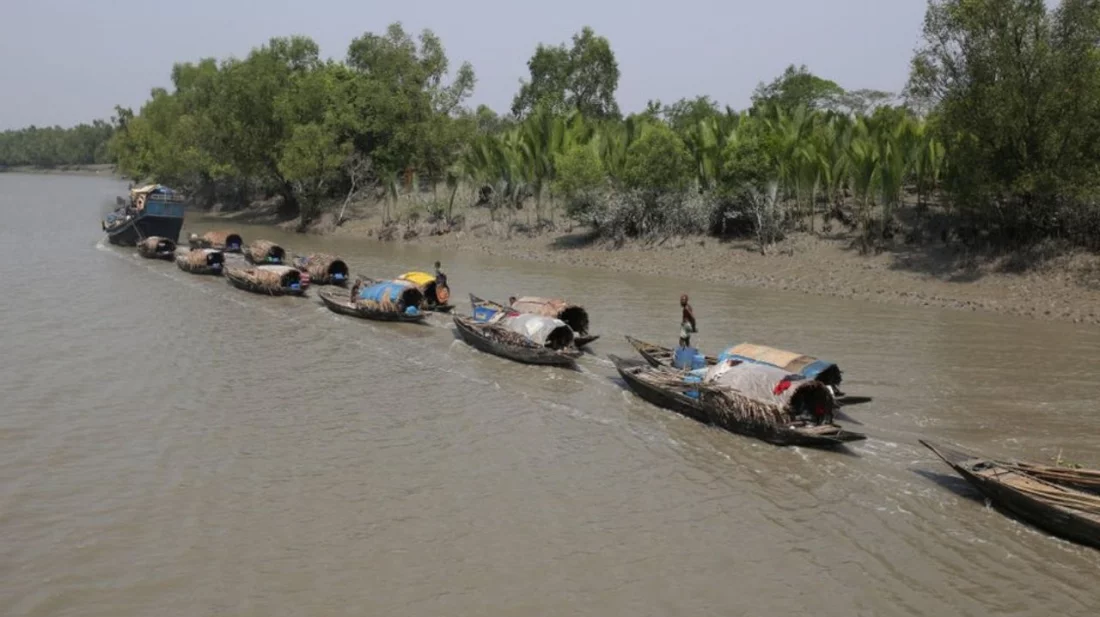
xmin=205 ymin=204 xmax=1100 ymax=326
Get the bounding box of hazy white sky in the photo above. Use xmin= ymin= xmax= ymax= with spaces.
xmin=0 ymin=0 xmax=928 ymax=129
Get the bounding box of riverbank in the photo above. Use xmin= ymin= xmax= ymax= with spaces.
xmin=210 ymin=202 xmax=1100 ymax=326
xmin=0 ymin=164 xmax=117 ymax=177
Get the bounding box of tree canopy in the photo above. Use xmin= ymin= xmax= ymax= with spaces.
xmin=751 ymin=65 xmax=845 ymax=112
xmin=7 ymin=7 xmax=1097 ymax=252
xmin=511 ymin=27 xmax=620 ymax=120
xmin=0 ymin=121 xmax=114 ymax=167
xmin=907 ymin=0 xmax=1100 ymax=242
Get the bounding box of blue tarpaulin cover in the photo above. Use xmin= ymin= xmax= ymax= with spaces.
xmin=359 ymin=281 xmax=413 ymax=303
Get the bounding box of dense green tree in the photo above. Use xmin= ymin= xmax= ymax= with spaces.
xmin=752 ymin=64 xmax=845 ymax=112
xmin=622 ymin=124 xmax=692 ymax=193
xmin=0 ymin=121 xmax=114 ymax=167
xmin=661 ymin=96 xmax=722 ymax=134
xmin=908 ymin=0 xmax=1100 ymax=243
xmin=511 ymin=27 xmax=620 ymax=120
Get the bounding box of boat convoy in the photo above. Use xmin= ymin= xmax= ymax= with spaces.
xmin=102 ymin=185 xmax=1100 ymax=552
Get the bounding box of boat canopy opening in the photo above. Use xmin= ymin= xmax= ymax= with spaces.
xmin=326 ymin=259 xmax=349 ymax=280
xmin=558 ymin=306 xmax=589 ymax=335
xmin=503 ymin=314 xmax=575 ymax=350
xmin=223 ymin=234 xmax=243 ymax=250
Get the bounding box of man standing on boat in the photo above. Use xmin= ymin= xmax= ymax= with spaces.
xmin=349 ymin=278 xmax=363 ymax=303
xmin=434 ymin=261 xmax=448 ymax=289
xmin=680 ymin=294 xmax=697 ymax=347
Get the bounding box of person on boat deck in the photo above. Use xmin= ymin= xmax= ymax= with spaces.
xmin=349 ymin=278 xmax=363 ymax=303
xmin=679 ymin=294 xmax=697 ymax=347
xmin=508 ymin=296 xmax=517 ymax=306
xmin=433 ymin=261 xmax=448 ymax=289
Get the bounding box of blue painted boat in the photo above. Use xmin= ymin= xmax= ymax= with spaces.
xmin=102 ymin=184 xmax=185 ymax=246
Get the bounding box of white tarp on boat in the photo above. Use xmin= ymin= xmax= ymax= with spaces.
xmin=697 ymin=359 xmax=810 ymax=407
xmin=500 ymin=314 xmax=573 ymax=348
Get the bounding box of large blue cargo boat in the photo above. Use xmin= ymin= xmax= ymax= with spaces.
xmin=102 ymin=184 xmax=185 ymax=246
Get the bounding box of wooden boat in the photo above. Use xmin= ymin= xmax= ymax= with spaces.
xmin=1009 ymin=463 xmax=1100 ymax=496
xmin=244 ymin=240 xmax=286 ymax=265
xmin=136 ymin=236 xmax=177 ymax=260
xmin=295 ymin=254 xmax=350 ymax=286
xmin=921 ymin=441 xmax=1100 ymax=549
xmin=102 ymin=184 xmax=185 ymax=246
xmin=509 ymin=296 xmax=599 ymax=347
xmin=470 ymin=294 xmax=597 ymax=348
xmin=189 ymin=231 xmax=243 ymax=252
xmin=175 ymin=248 xmax=225 ymax=275
xmin=317 ymin=287 xmax=426 ymax=323
xmin=454 ymin=315 xmax=581 ymax=367
xmin=610 ymin=356 xmax=866 ymax=448
xmin=224 ymin=265 xmax=306 ymax=296
xmin=396 ymin=271 xmax=453 ymax=313
xmin=627 ymin=335 xmax=718 ymax=368
xmin=626 ymin=336 xmax=861 ymax=403
xmin=611 ymin=356 xmax=708 ymax=422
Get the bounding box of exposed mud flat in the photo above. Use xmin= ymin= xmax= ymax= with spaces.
xmin=332 ymin=214 xmax=1100 ymax=327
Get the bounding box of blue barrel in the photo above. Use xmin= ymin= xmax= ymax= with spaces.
xmin=673 ymin=346 xmax=699 ymax=370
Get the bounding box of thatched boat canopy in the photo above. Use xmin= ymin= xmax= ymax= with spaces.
xmin=246 ymin=240 xmax=286 ymax=264
xmin=195 ymin=230 xmax=244 ymax=251
xmin=297 ymin=253 xmax=349 ymax=283
xmin=357 ymin=280 xmax=424 ymax=312
xmin=718 ymin=343 xmax=842 ymax=386
xmin=499 ymin=314 xmax=574 ymax=349
xmin=184 ymin=247 xmax=224 ymax=267
xmin=228 ymin=264 xmax=301 ymax=289
xmin=511 ymin=296 xmax=589 ymax=334
xmin=691 ymin=360 xmax=836 ymax=425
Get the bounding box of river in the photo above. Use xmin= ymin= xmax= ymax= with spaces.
xmin=1 ymin=172 xmax=1097 ymax=617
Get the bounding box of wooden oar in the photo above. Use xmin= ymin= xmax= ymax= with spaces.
xmin=838 ymin=395 xmax=873 ymax=406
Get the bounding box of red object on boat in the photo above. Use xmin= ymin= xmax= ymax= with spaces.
xmin=773 ymin=378 xmax=793 ymax=395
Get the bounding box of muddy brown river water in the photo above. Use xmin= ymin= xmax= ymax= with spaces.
xmin=2 ymin=173 xmax=1098 ymax=616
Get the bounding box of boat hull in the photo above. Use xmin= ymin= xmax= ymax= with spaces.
xmin=921 ymin=441 xmax=1100 ymax=549
xmin=318 ymin=288 xmax=426 ymax=323
xmin=611 ymin=356 xmax=864 ymax=448
xmin=454 ymin=315 xmax=579 ymax=367
xmin=225 ymin=273 xmax=306 ymax=296
xmin=470 ymin=293 xmax=595 ymax=349
xmin=105 ymin=214 xmax=185 ymax=246
xmin=176 ymin=258 xmax=223 ymax=276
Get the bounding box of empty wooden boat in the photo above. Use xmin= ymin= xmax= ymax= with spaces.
xmin=921 ymin=440 xmax=1100 ymax=549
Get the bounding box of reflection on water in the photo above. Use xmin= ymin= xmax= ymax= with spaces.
xmin=1 ymin=173 xmax=1098 ymax=617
